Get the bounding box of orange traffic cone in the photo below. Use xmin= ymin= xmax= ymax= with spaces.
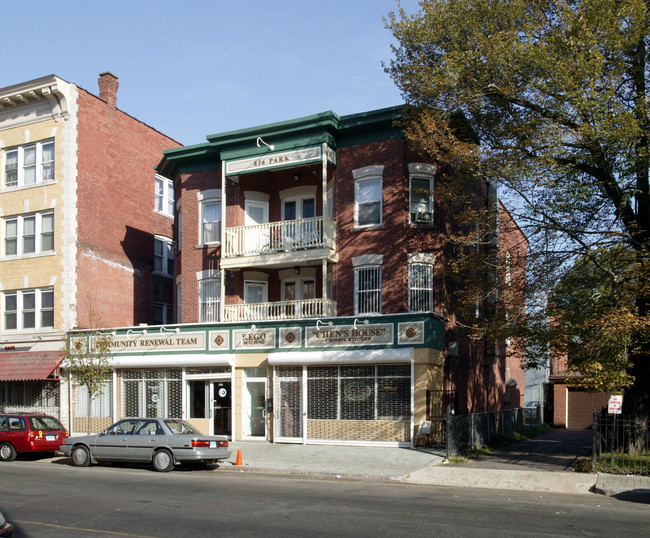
xmin=235 ymin=449 xmax=243 ymax=466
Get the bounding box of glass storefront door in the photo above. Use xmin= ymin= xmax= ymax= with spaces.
xmin=211 ymin=381 xmax=232 ymax=436
xmin=243 ymin=379 xmax=267 ymax=439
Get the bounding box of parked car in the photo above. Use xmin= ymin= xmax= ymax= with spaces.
xmin=60 ymin=418 xmax=231 ymax=472
xmin=0 ymin=413 xmax=68 ymax=462
xmin=0 ymin=508 xmax=13 ymax=538
xmin=524 ymin=401 xmax=540 ymax=420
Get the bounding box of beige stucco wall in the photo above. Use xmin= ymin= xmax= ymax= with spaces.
xmin=0 ymin=118 xmax=68 ymax=332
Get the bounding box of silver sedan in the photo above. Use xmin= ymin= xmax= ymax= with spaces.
xmin=60 ymin=418 xmax=231 ymax=472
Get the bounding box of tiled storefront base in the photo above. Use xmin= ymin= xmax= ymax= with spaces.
xmin=307 ymin=419 xmax=410 ymax=443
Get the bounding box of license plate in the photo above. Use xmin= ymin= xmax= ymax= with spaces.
xmin=46 ymin=435 xmax=55 ymax=441
xmin=209 ymin=441 xmax=216 ymax=448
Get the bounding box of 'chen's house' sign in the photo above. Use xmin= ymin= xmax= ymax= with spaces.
xmin=305 ymin=324 xmax=393 ymax=348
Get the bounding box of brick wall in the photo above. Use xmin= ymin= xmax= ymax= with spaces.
xmin=334 ymin=138 xmax=447 ymax=316
xmin=75 ymin=86 xmax=179 ymax=328
xmin=176 ymin=169 xmax=221 ymax=322
xmin=174 ymin=134 xmax=529 ymax=415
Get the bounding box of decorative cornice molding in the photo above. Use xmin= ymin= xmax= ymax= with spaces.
xmin=0 ymin=76 xmax=71 ymax=122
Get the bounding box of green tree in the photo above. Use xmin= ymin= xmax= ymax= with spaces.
xmin=549 ymin=246 xmax=643 ymax=392
xmin=385 ymin=0 xmax=650 ymax=412
xmin=64 ymin=328 xmax=114 ymax=434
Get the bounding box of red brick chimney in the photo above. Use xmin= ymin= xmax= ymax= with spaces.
xmin=98 ymin=72 xmax=119 ymax=107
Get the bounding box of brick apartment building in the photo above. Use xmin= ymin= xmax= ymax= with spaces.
xmin=0 ymin=73 xmax=179 ymax=428
xmin=75 ymin=106 xmax=526 ymax=446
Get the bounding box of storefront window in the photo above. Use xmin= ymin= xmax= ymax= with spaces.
xmin=305 ymin=364 xmax=410 ymax=421
xmin=122 ymin=369 xmax=181 ymax=419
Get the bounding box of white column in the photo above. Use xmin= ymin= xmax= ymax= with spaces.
xmin=220 ymin=164 xmax=226 ymax=321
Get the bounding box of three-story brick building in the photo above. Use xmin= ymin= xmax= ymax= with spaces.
xmin=85 ymin=106 xmax=525 ymax=446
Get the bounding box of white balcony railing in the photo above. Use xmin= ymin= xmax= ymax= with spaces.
xmin=224 ymin=216 xmax=336 ymax=258
xmin=223 ymin=298 xmax=337 ymax=322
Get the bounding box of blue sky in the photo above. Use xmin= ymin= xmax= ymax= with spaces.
xmin=0 ymin=0 xmax=421 ymax=146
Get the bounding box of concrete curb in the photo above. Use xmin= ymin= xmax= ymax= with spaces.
xmin=403 ymin=466 xmax=596 ymax=494
xmin=593 ymin=472 xmax=650 ymax=501
xmin=219 ymin=462 xmax=405 ymax=481
xmin=219 ymin=460 xmax=598 ymax=495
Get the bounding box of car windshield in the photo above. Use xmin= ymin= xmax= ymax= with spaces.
xmin=29 ymin=416 xmax=65 ymax=431
xmin=163 ymin=419 xmax=201 ymax=435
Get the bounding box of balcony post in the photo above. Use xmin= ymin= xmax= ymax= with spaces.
xmin=321 ymin=143 xmax=329 ymax=305
xmin=220 ymin=163 xmax=226 ymax=322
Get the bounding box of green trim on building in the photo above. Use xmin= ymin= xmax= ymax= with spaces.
xmin=156 ymin=105 xmax=406 ymax=178
xmin=73 ymin=313 xmax=445 ymax=358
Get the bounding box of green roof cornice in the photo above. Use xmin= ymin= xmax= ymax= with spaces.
xmin=206 ymin=110 xmax=341 ymax=145
xmin=158 ymin=105 xmax=406 ymax=177
xmin=163 ymin=142 xmax=215 ymax=161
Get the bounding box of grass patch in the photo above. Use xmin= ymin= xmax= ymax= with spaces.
xmin=446 ymin=455 xmax=471 ymax=464
xmin=594 ymin=453 xmax=650 ymax=475
xmin=574 ymin=457 xmax=593 ymax=473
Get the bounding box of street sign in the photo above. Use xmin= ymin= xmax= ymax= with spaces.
xmin=608 ymin=395 xmax=623 ymax=414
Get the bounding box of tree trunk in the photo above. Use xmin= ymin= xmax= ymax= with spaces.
xmin=87 ymin=390 xmax=92 ymax=435
xmin=625 ymin=291 xmax=650 ymax=416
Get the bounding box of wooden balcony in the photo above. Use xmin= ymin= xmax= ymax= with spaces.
xmin=223 ymin=298 xmax=337 ymax=322
xmin=222 ymin=217 xmax=337 ymax=268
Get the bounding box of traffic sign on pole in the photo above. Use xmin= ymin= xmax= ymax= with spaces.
xmin=608 ymin=395 xmax=623 ymax=414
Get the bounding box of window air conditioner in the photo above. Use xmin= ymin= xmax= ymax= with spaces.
xmin=412 ymin=211 xmax=432 ymax=223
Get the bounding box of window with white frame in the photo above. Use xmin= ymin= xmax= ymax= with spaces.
xmin=408 ymin=253 xmax=435 ymax=312
xmin=3 ymin=211 xmax=54 ymax=257
xmin=3 ymin=288 xmax=54 ymax=331
xmin=3 ymin=140 xmax=54 ymax=188
xmin=353 ymin=165 xmax=383 ymax=228
xmin=201 ymin=199 xmax=221 ymax=244
xmin=199 ymin=276 xmax=220 ymax=322
xmin=354 ymin=265 xmax=382 ymax=314
xmin=154 ymin=175 xmax=174 ymax=216
xmin=409 ymin=263 xmax=434 ymax=312
xmin=154 ymin=236 xmax=174 ymax=277
xmin=408 ymin=163 xmax=436 ymax=224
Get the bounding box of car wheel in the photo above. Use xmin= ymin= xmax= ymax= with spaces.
xmin=0 ymin=442 xmax=17 ymax=462
xmin=152 ymin=449 xmax=174 ymax=472
xmin=71 ymin=445 xmax=91 ymax=467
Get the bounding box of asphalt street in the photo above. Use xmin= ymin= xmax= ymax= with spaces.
xmin=2 ymin=461 xmax=649 ymax=537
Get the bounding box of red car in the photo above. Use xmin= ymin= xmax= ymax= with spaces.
xmin=0 ymin=413 xmax=68 ymax=461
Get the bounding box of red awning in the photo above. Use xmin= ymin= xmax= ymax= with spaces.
xmin=0 ymin=351 xmax=63 ymax=381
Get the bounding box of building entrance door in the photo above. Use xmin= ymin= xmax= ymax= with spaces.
xmin=243 ymin=379 xmax=267 ymax=439
xmin=211 ymin=381 xmax=232 ymax=436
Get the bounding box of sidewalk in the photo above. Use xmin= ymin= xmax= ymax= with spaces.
xmin=222 ymin=441 xmax=446 ymax=480
xmin=220 ymin=436 xmax=649 ymax=501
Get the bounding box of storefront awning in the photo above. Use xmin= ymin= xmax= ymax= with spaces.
xmin=0 ymin=351 xmax=63 ymax=381
xmin=268 ymin=348 xmax=414 ymax=366
xmin=110 ymin=354 xmax=235 ymax=368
